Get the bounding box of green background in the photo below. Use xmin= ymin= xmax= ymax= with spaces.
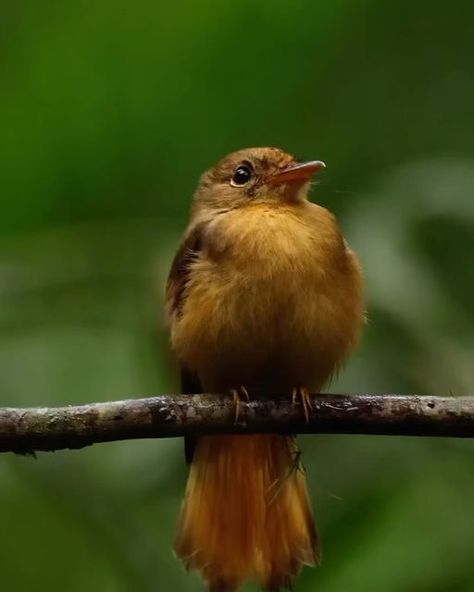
xmin=1 ymin=1 xmax=473 ymax=590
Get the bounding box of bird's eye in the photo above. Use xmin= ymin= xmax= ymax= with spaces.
xmin=231 ymin=163 xmax=253 ymax=187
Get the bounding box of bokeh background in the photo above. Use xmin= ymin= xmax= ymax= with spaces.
xmin=1 ymin=1 xmax=474 ymax=590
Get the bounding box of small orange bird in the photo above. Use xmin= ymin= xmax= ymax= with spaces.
xmin=166 ymin=147 xmax=364 ymax=591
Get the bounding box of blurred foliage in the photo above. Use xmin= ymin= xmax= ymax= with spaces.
xmin=0 ymin=0 xmax=473 ymax=590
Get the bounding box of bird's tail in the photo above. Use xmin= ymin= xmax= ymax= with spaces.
xmin=174 ymin=434 xmax=318 ymax=591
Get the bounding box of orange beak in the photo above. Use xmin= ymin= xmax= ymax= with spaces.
xmin=269 ymin=160 xmax=326 ymax=185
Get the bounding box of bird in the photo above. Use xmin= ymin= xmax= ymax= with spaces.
xmin=165 ymin=147 xmax=364 ymax=591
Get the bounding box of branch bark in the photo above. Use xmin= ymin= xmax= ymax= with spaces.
xmin=1 ymin=393 xmax=473 ymax=454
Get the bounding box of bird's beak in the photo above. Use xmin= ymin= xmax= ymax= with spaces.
xmin=269 ymin=160 xmax=326 ymax=185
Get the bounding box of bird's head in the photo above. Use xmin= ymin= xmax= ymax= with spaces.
xmin=192 ymin=147 xmax=325 ymax=214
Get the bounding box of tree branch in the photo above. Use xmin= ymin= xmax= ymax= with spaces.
xmin=1 ymin=393 xmax=473 ymax=454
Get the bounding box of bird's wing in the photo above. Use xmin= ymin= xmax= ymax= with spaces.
xmin=165 ymin=224 xmax=203 ymax=324
xmin=166 ymin=224 xmax=204 ymax=463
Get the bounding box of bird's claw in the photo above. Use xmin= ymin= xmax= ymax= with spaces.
xmin=230 ymin=386 xmax=250 ymax=424
xmin=291 ymin=386 xmax=313 ymax=423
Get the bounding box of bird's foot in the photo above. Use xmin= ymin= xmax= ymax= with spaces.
xmin=291 ymin=386 xmax=313 ymax=423
xmin=229 ymin=386 xmax=250 ymax=424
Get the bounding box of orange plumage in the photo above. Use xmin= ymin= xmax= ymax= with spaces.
xmin=174 ymin=434 xmax=317 ymax=591
xmin=166 ymin=147 xmax=364 ymax=591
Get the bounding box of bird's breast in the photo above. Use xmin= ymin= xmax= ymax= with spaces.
xmin=171 ymin=205 xmax=363 ymax=391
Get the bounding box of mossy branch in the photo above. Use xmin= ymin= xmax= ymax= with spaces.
xmin=0 ymin=393 xmax=473 ymax=454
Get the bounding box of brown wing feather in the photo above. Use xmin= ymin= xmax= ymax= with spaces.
xmin=166 ymin=225 xmax=204 ymax=463
xmin=165 ymin=225 xmax=203 ymax=323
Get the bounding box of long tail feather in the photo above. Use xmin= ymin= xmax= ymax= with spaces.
xmin=174 ymin=434 xmax=319 ymax=591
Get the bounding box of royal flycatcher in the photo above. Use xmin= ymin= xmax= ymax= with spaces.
xmin=166 ymin=147 xmax=364 ymax=591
